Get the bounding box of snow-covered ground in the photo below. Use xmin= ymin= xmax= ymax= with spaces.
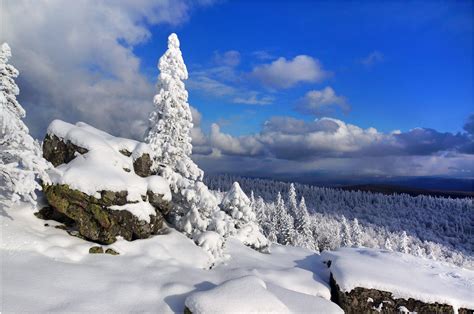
xmin=0 ymin=200 xmax=340 ymax=313
xmin=322 ymin=248 xmax=474 ymax=312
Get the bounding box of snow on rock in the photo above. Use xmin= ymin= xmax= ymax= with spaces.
xmin=322 ymin=247 xmax=474 ymax=312
xmin=185 ymin=276 xmax=290 ymax=314
xmin=1 ymin=200 xmax=339 ymax=313
xmin=46 ymin=119 xmax=171 ymax=205
xmin=109 ymin=202 xmax=156 ymax=223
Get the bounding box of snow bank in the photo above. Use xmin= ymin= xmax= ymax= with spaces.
xmin=1 ymin=200 xmax=339 ymax=313
xmin=322 ymin=247 xmax=474 ymax=311
xmin=46 ymin=120 xmax=171 ymax=220
xmin=185 ymin=276 xmax=290 ymax=314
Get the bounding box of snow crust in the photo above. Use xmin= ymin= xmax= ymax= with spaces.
xmin=322 ymin=247 xmax=474 ymax=312
xmin=1 ymin=200 xmax=339 ymax=313
xmin=46 ymin=120 xmax=171 ymax=220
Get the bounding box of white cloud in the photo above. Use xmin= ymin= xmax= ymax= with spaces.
xmin=1 ymin=0 xmax=211 ymax=139
xmin=188 ymin=51 xmax=274 ymax=105
xmin=251 ymin=55 xmax=330 ymax=89
xmin=187 ymin=74 xmax=237 ymax=97
xmin=296 ymin=87 xmax=350 ymax=116
xmin=209 ymin=124 xmax=264 ymax=156
xmin=213 ymin=50 xmax=241 ymax=67
xmin=232 ymin=94 xmax=274 ymax=105
xmin=252 ymin=50 xmax=275 ymax=61
xmin=360 ymin=51 xmax=384 ymax=66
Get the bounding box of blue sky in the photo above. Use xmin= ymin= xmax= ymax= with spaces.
xmin=135 ymin=1 xmax=473 ymax=136
xmin=3 ymin=0 xmax=473 ymax=180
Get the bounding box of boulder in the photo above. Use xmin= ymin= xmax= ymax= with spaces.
xmin=40 ymin=120 xmax=173 ymax=244
xmin=329 ymin=274 xmax=472 ymax=314
xmin=43 ymin=134 xmax=88 ymax=167
xmin=43 ymin=184 xmax=165 ymax=244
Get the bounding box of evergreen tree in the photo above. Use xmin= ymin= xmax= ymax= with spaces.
xmin=294 ymin=197 xmax=314 ymax=250
xmin=274 ymin=192 xmax=295 ymax=245
xmin=0 ymin=43 xmax=51 ymax=205
xmin=340 ymin=216 xmax=353 ymax=247
xmin=287 ymin=183 xmax=298 ymax=218
xmin=221 ymin=182 xmax=256 ymax=225
xmin=351 ymin=218 xmax=363 ymax=247
xmin=145 ymin=33 xmax=202 ymax=181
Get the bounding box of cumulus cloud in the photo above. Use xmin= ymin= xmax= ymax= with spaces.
xmin=360 ymin=51 xmax=384 ymax=67
xmin=250 ymin=55 xmax=330 ymax=89
xmin=296 ymin=87 xmax=350 ymax=116
xmin=190 ymin=106 xmax=474 ymax=178
xmin=1 ymin=0 xmax=211 ymax=139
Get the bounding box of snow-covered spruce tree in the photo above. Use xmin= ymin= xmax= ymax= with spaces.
xmin=144 ymin=34 xmax=233 ymax=261
xmin=274 ymin=192 xmax=295 ymax=246
xmin=145 ymin=33 xmax=202 ymax=181
xmin=287 ymin=183 xmax=298 ymax=218
xmin=351 ymin=218 xmax=364 ymax=247
xmin=340 ymin=215 xmax=353 ymax=247
xmin=0 ymin=43 xmax=51 ymax=205
xmin=221 ymin=182 xmax=268 ymax=249
xmin=293 ymin=197 xmax=315 ymax=250
xmin=221 ymin=182 xmax=256 ymax=224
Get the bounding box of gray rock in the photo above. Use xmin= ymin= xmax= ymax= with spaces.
xmin=329 ymin=272 xmax=472 ymax=314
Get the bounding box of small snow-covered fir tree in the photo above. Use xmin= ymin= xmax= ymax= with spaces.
xmin=287 ymin=183 xmax=298 ymax=218
xmin=273 ymin=192 xmax=295 ymax=246
xmin=0 ymin=43 xmax=51 ymax=205
xmin=351 ymin=218 xmax=363 ymax=247
xmin=221 ymin=182 xmax=268 ymax=250
xmin=221 ymin=182 xmax=256 ymax=224
xmin=145 ymin=33 xmax=202 ymax=181
xmin=340 ymin=216 xmax=353 ymax=247
xmin=293 ymin=197 xmax=314 ymax=250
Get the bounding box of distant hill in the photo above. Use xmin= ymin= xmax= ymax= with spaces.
xmin=340 ymin=184 xmax=474 ymax=199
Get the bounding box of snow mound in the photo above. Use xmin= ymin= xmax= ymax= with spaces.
xmin=185 ymin=276 xmax=290 ymax=314
xmin=1 ymin=200 xmax=340 ymax=313
xmin=322 ymin=247 xmax=474 ymax=312
xmin=46 ymin=120 xmax=171 ymax=220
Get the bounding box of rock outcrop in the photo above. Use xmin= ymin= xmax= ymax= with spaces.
xmin=329 ymin=273 xmax=473 ymax=314
xmin=42 ymin=184 xmax=165 ymax=244
xmin=40 ymin=120 xmax=172 ymax=244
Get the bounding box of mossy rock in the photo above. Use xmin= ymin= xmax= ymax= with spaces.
xmin=89 ymin=246 xmax=104 ymax=254
xmin=105 ymin=248 xmax=119 ymax=255
xmin=42 ymin=184 xmax=165 ymax=244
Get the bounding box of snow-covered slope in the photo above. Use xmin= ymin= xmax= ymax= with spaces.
xmin=322 ymin=248 xmax=474 ymax=312
xmin=0 ymin=200 xmax=340 ymax=313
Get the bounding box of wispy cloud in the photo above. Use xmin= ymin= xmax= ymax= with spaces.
xmin=360 ymin=50 xmax=384 ymax=67
xmin=188 ymin=50 xmax=275 ymax=105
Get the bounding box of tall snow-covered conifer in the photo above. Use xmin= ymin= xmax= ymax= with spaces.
xmin=145 ymin=33 xmax=202 ymax=181
xmin=0 ymin=43 xmax=51 ymax=205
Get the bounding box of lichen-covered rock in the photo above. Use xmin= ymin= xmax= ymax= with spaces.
xmin=329 ymin=273 xmax=472 ymax=314
xmin=43 ymin=134 xmax=88 ymax=167
xmin=133 ymin=153 xmax=153 ymax=177
xmin=42 ymin=184 xmax=165 ymax=244
xmin=105 ymin=248 xmax=120 ymax=255
xmin=89 ymin=246 xmax=104 ymax=254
